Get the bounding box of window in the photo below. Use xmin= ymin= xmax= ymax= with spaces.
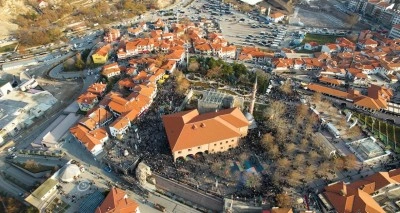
xmin=212 ymin=149 xmax=214 ymax=152
xmin=214 ymin=144 xmax=217 ymax=146
xmin=188 ymin=149 xmax=191 ymax=151
xmin=231 ymin=139 xmax=234 ymax=142
xmin=226 ymin=141 xmax=228 ymax=144
xmin=221 ymin=147 xmax=223 ymax=149
xmin=198 ymin=146 xmax=201 ymax=149
xmin=229 ymin=145 xmax=232 ymax=148
xmin=220 ymin=142 xmax=222 ymax=145
xmin=178 ymin=151 xmax=182 ymax=154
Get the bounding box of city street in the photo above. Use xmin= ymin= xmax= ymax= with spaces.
xmin=154 ymin=174 xmax=224 ymax=212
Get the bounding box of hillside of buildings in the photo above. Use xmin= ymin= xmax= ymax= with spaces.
xmin=0 ymin=0 xmax=176 ymax=42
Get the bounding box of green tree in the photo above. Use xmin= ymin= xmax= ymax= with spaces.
xmin=75 ymin=53 xmax=86 ymax=70
xmin=232 ymin=63 xmax=247 ymax=77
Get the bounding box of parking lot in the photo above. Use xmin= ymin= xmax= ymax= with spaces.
xmin=186 ymin=0 xmax=292 ymax=50
xmin=295 ymin=7 xmax=346 ymax=28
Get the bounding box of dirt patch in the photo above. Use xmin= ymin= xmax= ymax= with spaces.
xmin=0 ymin=0 xmax=31 ymax=39
xmin=36 ymin=77 xmax=82 ymax=102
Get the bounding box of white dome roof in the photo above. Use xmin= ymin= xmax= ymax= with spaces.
xmin=245 ymin=112 xmax=254 ymax=121
xmin=60 ymin=164 xmax=81 ymax=182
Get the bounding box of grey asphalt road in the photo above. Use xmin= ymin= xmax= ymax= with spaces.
xmin=154 ymin=174 xmax=224 ymax=212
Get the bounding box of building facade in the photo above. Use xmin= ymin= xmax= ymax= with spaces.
xmin=162 ymin=108 xmax=249 ymax=161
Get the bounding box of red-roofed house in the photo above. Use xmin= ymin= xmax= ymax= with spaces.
xmin=102 ymin=63 xmax=122 ymax=79
xmin=95 ymin=187 xmax=140 ymax=213
xmin=321 ymin=169 xmax=400 ymax=213
xmin=268 ymin=12 xmax=285 ymax=23
xmin=77 ymin=92 xmax=98 ymax=111
xmin=87 ymin=83 xmax=107 ymax=97
xmin=357 ymin=38 xmax=379 ymax=49
xmin=70 ymin=125 xmax=109 ymax=156
xmin=304 ymin=42 xmax=319 ymax=51
xmin=321 ymin=44 xmax=340 ymax=55
xmin=128 ymin=27 xmax=143 ymax=37
xmin=104 ymin=29 xmax=120 ymax=43
xmin=109 ymin=117 xmax=131 ymax=138
xmin=162 ymin=108 xmax=249 ymax=161
xmin=219 ymin=46 xmax=237 ymax=59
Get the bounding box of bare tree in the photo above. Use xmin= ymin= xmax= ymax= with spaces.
xmin=318 ymin=161 xmax=332 ymax=177
xmin=211 ymin=162 xmax=224 ymax=176
xmin=347 ymin=125 xmax=361 ymax=138
xmin=239 ymin=152 xmax=249 ymax=162
xmin=285 ymin=143 xmax=296 ymax=154
xmin=239 ymin=4 xmax=252 ymax=12
xmin=264 ymin=101 xmax=286 ymax=121
xmin=303 ymin=165 xmax=316 ymax=182
xmin=309 ymin=150 xmax=320 ymax=162
xmin=303 ymin=123 xmax=314 ymax=138
xmin=245 ymin=173 xmax=262 ymax=189
xmin=294 ymin=154 xmax=305 ymax=167
xmin=299 ymin=138 xmax=309 ymax=150
xmin=188 ymin=61 xmax=200 ymax=72
xmin=25 ymin=160 xmax=39 ymax=170
xmin=345 ymin=13 xmax=359 ymax=29
xmin=297 ymin=104 xmax=309 ymax=118
xmin=276 ymin=157 xmax=290 ymax=170
xmin=275 ymin=193 xmax=292 ymax=208
xmin=287 ymin=170 xmax=301 ymax=186
xmin=334 ymin=157 xmax=345 ymax=171
xmin=261 ymin=133 xmax=275 ymax=150
xmin=344 ymin=154 xmax=358 ymax=170
xmin=175 ymin=78 xmax=190 ymax=95
xmin=268 ymin=145 xmax=280 ymax=160
xmin=280 ymin=81 xmax=292 ymax=95
xmin=338 ymin=118 xmax=348 ymax=128
xmin=311 ymin=92 xmax=322 ymax=103
xmin=275 ymin=127 xmax=289 ymax=143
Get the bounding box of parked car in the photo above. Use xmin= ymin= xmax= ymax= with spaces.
xmin=7 ymin=147 xmax=16 ymax=152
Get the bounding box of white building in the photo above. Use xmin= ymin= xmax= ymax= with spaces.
xmin=389 ymin=24 xmax=400 ymax=39
xmin=346 ymin=137 xmax=391 ymax=164
xmin=109 ymin=117 xmax=131 ymax=138
xmin=0 ymin=82 xmax=13 ymax=97
xmin=0 ymin=90 xmax=57 ymax=142
xmin=268 ymin=12 xmax=285 ymax=23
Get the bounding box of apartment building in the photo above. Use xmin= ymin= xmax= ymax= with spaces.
xmin=389 ymin=24 xmax=400 ymax=38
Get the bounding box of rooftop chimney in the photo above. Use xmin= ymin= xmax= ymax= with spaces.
xmin=192 ymin=124 xmax=197 ymax=129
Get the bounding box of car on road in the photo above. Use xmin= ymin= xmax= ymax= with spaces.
xmin=103 ymin=166 xmax=112 ymax=173
xmin=6 ymin=154 xmax=17 ymax=159
xmin=154 ymin=203 xmax=166 ymax=212
xmin=7 ymin=147 xmax=16 ymax=152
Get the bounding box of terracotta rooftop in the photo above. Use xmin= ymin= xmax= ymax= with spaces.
xmin=162 ymin=108 xmax=249 ymax=152
xmin=87 ymin=83 xmax=107 ymax=96
xmin=319 ymin=76 xmax=343 ymax=85
xmin=70 ymin=125 xmax=107 ymax=151
xmin=94 ymin=44 xmax=111 ymax=57
xmin=270 ymin=12 xmax=284 ymax=19
xmin=324 ymin=169 xmax=400 ymax=213
xmin=95 ymin=187 xmax=139 ymax=213
xmin=77 ymin=92 xmax=98 ymax=104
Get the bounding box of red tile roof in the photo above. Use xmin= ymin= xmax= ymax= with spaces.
xmin=324 ymin=169 xmax=400 ymax=213
xmin=162 ymin=108 xmax=249 ymax=152
xmin=95 ymin=187 xmax=139 ymax=213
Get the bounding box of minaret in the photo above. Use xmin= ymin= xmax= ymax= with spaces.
xmin=249 ymin=76 xmax=257 ymax=115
